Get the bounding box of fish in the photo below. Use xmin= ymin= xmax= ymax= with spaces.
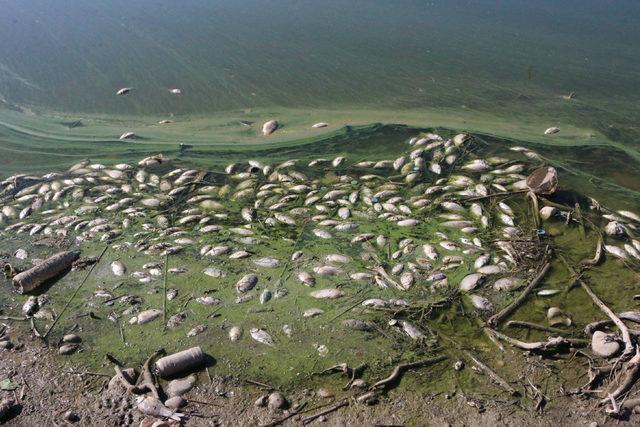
xmin=116 ymin=87 xmax=132 ymax=95
xmin=229 ymin=326 xmax=243 ymax=341
xmin=310 ymin=288 xmax=345 ymax=299
xmin=297 ymin=271 xmax=316 ymax=287
xmin=236 ymin=274 xmax=259 ymax=293
xmin=303 ymin=308 xmax=324 ymax=318
xmin=250 ymin=328 xmax=275 ymax=346
xmin=312 ymin=122 xmax=328 ymax=128
xmin=459 ymin=273 xmax=484 ymax=291
xmin=262 ymin=120 xmax=278 ymax=136
xmin=136 ymin=396 xmax=183 ymax=421
xmin=119 ymin=132 xmax=136 ymax=140
xmin=110 ymin=261 xmax=126 ymax=276
xmin=254 ymin=257 xmax=280 ymax=268
xmin=544 ymin=127 xmax=560 ymax=135
xmin=130 ymin=309 xmax=162 ymax=325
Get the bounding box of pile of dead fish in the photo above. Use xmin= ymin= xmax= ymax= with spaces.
xmin=1 ymin=131 xmax=639 ymax=345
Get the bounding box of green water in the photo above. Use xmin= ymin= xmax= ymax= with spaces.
xmin=1 ymin=0 xmax=639 ymax=206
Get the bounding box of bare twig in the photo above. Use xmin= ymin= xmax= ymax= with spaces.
xmin=370 ymin=355 xmax=446 ymax=391
xmin=301 ymin=400 xmax=349 ymax=425
xmin=464 ymin=350 xmax=519 ymax=396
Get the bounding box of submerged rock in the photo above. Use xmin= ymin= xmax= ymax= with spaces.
xmin=591 ymin=331 xmax=621 ymax=358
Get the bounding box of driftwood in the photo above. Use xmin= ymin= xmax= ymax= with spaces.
xmin=486 ymin=262 xmax=551 ymax=328
xmin=370 ymin=355 xmax=447 ymax=391
xmin=12 ymin=251 xmax=79 ymax=293
xmin=464 ymin=350 xmax=519 ymax=396
xmin=579 ymin=279 xmax=635 ymax=360
xmin=585 ymin=312 xmax=640 ymax=336
xmin=155 ymin=346 xmax=206 ymax=378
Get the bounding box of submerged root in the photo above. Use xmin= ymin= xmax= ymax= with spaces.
xmin=370 ymin=355 xmax=446 ymax=391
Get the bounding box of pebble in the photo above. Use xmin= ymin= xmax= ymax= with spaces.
xmin=164 ymin=396 xmax=187 ymax=410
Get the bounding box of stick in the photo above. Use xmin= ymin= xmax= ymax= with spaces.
xmin=244 ymin=379 xmax=274 ymax=390
xmin=301 ymin=400 xmax=349 ymax=425
xmin=464 ymin=350 xmax=519 ymax=396
xmin=43 ymin=246 xmax=108 ymax=339
xmin=327 ymin=298 xmax=367 ymax=323
xmin=370 ymin=355 xmax=447 ymax=390
xmin=486 ymin=262 xmax=551 ymax=328
xmin=579 ymin=279 xmax=635 ymax=360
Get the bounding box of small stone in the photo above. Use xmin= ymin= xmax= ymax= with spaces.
xmin=267 ymin=391 xmax=287 ymax=410
xmin=454 ymin=360 xmax=464 ymax=371
xmin=591 ymin=331 xmax=621 ymax=358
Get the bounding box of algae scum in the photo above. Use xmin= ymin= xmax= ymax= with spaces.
xmin=2 ymin=126 xmax=640 ymax=419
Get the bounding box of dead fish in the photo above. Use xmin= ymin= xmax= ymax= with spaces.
xmin=136 ymin=396 xmax=183 ymax=421
xmin=470 ymin=294 xmax=493 ymax=311
xmin=312 ymin=122 xmax=328 ymax=128
xmin=22 ymin=296 xmax=39 ymax=316
xmin=203 ymin=267 xmax=227 ymax=278
xmin=313 ymin=265 xmax=342 ymax=276
xmin=297 ymin=271 xmax=316 ymax=287
xmin=119 ymin=132 xmax=136 ymax=140
xmin=250 ymin=328 xmax=275 ymax=346
xmin=310 ymin=288 xmax=344 ymax=299
xmin=260 ymin=289 xmax=272 ymax=304
xmin=389 ymin=319 xmax=425 ymax=340
xmin=58 ymin=344 xmax=79 ymax=355
xmin=282 ymin=324 xmax=293 ymax=337
xmin=262 ymin=120 xmax=278 ymax=136
xmin=537 ymin=289 xmax=560 ymax=296
xmin=169 ymin=88 xmax=182 ymax=94
xmin=254 ymin=257 xmax=280 ymax=268
xmin=187 ymin=325 xmax=207 ymax=337
xmin=303 ymin=308 xmax=324 ymax=318
xmin=544 ymin=127 xmax=560 ymax=135
xmin=14 ymin=248 xmax=28 ymax=260
xmin=236 ymin=274 xmax=258 ymax=293
xmin=111 ymin=261 xmax=126 ymax=276
xmin=605 ymin=245 xmax=627 ymax=259
xmin=130 ymin=309 xmax=162 ymax=325
xmin=459 ymin=273 xmax=484 ymax=291
xmin=493 ymin=277 xmax=523 ymax=291
xmin=229 ymin=326 xmax=243 ymax=341
xmin=313 ymin=229 xmax=333 ymax=239
xmin=116 ymin=87 xmax=132 ymax=95
xmin=342 ymin=319 xmax=374 ymax=331
xmin=196 ymin=296 xmax=221 ymax=305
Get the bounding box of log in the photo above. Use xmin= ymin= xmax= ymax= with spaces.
xmin=12 ymin=251 xmax=79 ymax=294
xmin=155 ymin=346 xmax=206 ymax=378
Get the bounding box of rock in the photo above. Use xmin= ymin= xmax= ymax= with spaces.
xmin=591 ymin=331 xmax=621 ymax=358
xmin=166 ymin=374 xmax=197 ymax=397
xmin=164 ymin=396 xmax=186 ymax=410
xmin=267 ymin=391 xmax=287 ymax=410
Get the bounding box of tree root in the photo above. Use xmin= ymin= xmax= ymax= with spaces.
xmin=581 ymin=237 xmax=604 ymax=266
xmin=486 ymin=262 xmax=551 ymax=328
xmin=600 ymin=346 xmax=640 ymax=405
xmin=370 ymin=355 xmax=446 ymax=391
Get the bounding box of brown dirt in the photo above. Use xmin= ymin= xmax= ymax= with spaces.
xmin=1 ymin=333 xmax=637 ymax=427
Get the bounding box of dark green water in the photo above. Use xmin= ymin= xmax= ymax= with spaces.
xmin=1 ymin=0 xmax=639 ymax=202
